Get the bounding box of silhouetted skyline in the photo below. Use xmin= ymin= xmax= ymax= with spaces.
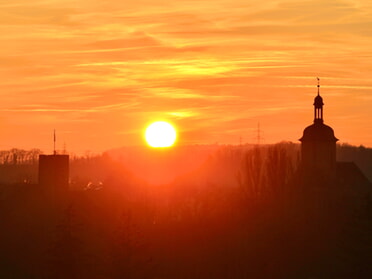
xmin=1 ymin=2 xmax=372 ymax=278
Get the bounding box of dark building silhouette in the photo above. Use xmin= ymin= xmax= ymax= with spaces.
xmin=38 ymin=154 xmax=69 ymax=194
xmin=298 ymin=83 xmax=371 ymax=211
xmin=300 ymin=85 xmax=338 ymax=177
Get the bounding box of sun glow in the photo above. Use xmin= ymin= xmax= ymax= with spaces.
xmin=145 ymin=121 xmax=177 ymax=148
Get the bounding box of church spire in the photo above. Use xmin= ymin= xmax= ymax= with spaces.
xmin=313 ymin=77 xmax=324 ymax=123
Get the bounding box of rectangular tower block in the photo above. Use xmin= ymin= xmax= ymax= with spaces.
xmin=38 ymin=155 xmax=69 ymax=193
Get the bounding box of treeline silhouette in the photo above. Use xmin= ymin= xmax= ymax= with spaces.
xmin=1 ymin=143 xmax=372 ymax=186
xmin=0 ymin=143 xmax=371 ymax=278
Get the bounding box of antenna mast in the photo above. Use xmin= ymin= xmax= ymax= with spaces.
xmin=54 ymin=129 xmax=56 ymax=155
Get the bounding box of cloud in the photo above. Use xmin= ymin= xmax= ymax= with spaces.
xmin=0 ymin=0 xmax=372 ymax=151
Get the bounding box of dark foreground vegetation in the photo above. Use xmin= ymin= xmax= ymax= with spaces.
xmin=0 ymin=143 xmax=371 ymax=278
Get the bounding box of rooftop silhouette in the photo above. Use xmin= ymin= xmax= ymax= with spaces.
xmin=300 ymin=79 xmax=338 ymax=176
xmin=297 ymin=79 xmax=371 ymax=198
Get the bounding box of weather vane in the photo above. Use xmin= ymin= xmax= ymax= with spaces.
xmin=317 ymin=77 xmax=320 ymax=95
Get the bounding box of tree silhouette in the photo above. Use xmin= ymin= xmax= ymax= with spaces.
xmin=238 ymin=147 xmax=264 ymax=199
xmin=266 ymin=145 xmax=294 ymax=194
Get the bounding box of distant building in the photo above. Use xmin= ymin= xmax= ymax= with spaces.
xmin=299 ymin=87 xmax=338 ymax=178
xmin=298 ymin=83 xmax=371 ymax=213
xmin=38 ymin=154 xmax=69 ymax=195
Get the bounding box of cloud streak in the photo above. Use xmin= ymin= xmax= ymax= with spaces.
xmin=0 ymin=0 xmax=371 ymax=152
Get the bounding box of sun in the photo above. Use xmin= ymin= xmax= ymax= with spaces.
xmin=145 ymin=121 xmax=177 ymax=148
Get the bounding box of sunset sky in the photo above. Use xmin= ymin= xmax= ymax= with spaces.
xmin=1 ymin=0 xmax=372 ymax=154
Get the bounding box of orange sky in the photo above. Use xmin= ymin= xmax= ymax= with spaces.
xmin=1 ymin=0 xmax=372 ymax=154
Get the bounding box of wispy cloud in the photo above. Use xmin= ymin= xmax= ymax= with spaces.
xmin=0 ymin=0 xmax=372 ymax=152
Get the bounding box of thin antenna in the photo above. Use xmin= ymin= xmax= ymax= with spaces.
xmin=317 ymin=77 xmax=320 ymax=95
xmin=63 ymin=142 xmax=66 ymax=155
xmin=256 ymin=122 xmax=261 ymax=145
xmin=239 ymin=135 xmax=242 ymax=146
xmin=54 ymin=129 xmax=56 ymax=155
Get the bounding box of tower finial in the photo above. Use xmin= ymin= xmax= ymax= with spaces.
xmin=317 ymin=77 xmax=320 ymax=96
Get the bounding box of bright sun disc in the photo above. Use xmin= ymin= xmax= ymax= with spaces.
xmin=145 ymin=121 xmax=177 ymax=148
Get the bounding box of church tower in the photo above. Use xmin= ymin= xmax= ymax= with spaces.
xmin=300 ymin=79 xmax=338 ymax=177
